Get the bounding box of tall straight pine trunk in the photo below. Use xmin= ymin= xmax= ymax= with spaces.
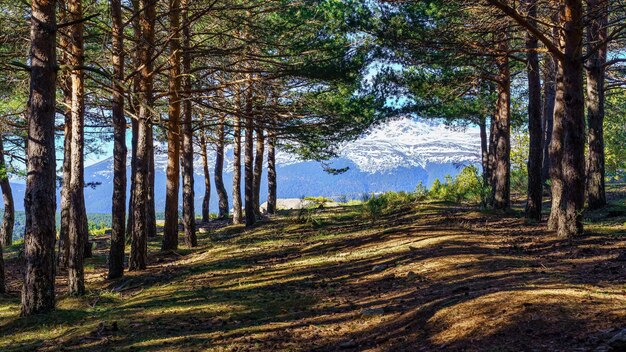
xmin=57 ymin=1 xmax=71 ymax=268
xmin=542 ymin=55 xmax=556 ymax=183
xmin=0 ymin=138 xmax=14 ymax=246
xmin=126 ymin=0 xmax=141 ymax=242
xmin=244 ymin=85 xmax=255 ymax=227
xmin=548 ymin=0 xmax=586 ymax=238
xmin=0 ymin=137 xmax=12 ymax=295
xmin=253 ymin=127 xmax=264 ymax=217
xmin=479 ymin=116 xmax=490 ymax=186
xmin=108 ymin=0 xmax=126 ymax=279
xmin=488 ymin=114 xmax=497 ymax=200
xmin=585 ymin=0 xmax=608 ymax=210
xmin=130 ymin=0 xmax=156 ymax=270
xmin=22 ymin=0 xmax=58 ymax=316
xmin=491 ymin=32 xmax=511 ymax=210
xmin=525 ymin=0 xmax=543 ymax=221
xmin=181 ymin=0 xmax=196 ymax=247
xmin=232 ymin=110 xmax=243 ymax=225
xmin=146 ymin=130 xmax=156 ymax=238
xmin=201 ymin=132 xmax=211 ymax=222
xmin=267 ymin=128 xmax=277 ymax=215
xmin=163 ymin=0 xmax=182 ymax=251
xmin=67 ymin=0 xmax=87 ymax=296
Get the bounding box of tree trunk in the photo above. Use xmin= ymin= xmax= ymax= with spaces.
xmin=201 ymin=132 xmax=211 ymax=222
xmin=492 ymin=37 xmax=511 ymax=211
xmin=244 ymin=94 xmax=255 ymax=227
xmin=0 ymin=139 xmax=9 ymax=292
xmin=130 ymin=0 xmax=155 ymax=270
xmin=542 ymin=54 xmax=556 ymax=183
xmin=488 ymin=114 xmax=497 ymax=202
xmin=66 ymin=0 xmax=87 ymax=296
xmin=214 ymin=113 xmax=229 ymax=219
xmin=253 ymin=127 xmax=264 ymax=217
xmin=479 ymin=116 xmax=490 ymax=186
xmin=548 ymin=0 xmax=586 ymax=238
xmin=126 ymin=119 xmax=138 ymax=241
xmin=163 ymin=0 xmax=182 ymax=251
xmin=0 ymin=138 xmax=14 ymax=247
xmin=267 ymin=128 xmax=277 ymax=215
xmin=146 ymin=128 xmax=157 ymax=238
xmin=232 ymin=111 xmax=243 ymax=225
xmin=108 ymin=0 xmax=126 ymax=280
xmin=525 ymin=0 xmax=543 ymax=221
xmin=585 ymin=0 xmax=607 ymax=210
xmin=126 ymin=0 xmax=141 ymax=243
xmin=548 ymin=58 xmax=565 ymax=232
xmin=181 ymin=0 xmax=196 ymax=247
xmin=57 ymin=1 xmax=71 ymax=268
xmin=22 ymin=0 xmax=57 ymax=315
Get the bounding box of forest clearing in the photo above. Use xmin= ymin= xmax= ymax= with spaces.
xmin=1 ymin=188 xmax=625 ymax=351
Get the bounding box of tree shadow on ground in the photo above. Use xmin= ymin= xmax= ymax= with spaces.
xmin=1 ymin=202 xmax=625 ymax=351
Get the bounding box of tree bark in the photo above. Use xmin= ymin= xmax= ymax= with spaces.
xmin=126 ymin=119 xmax=138 ymax=241
xmin=22 ymin=0 xmax=57 ymax=315
xmin=129 ymin=0 xmax=155 ymax=270
xmin=491 ymin=34 xmax=511 ymax=211
xmin=548 ymin=58 xmax=565 ymax=232
xmin=163 ymin=0 xmax=182 ymax=251
xmin=201 ymin=132 xmax=211 ymax=222
xmin=214 ymin=113 xmax=229 ymax=219
xmin=57 ymin=1 xmax=71 ymax=268
xmin=585 ymin=0 xmax=607 ymax=210
xmin=126 ymin=0 xmax=141 ymax=243
xmin=0 ymin=138 xmax=14 ymax=247
xmin=146 ymin=128 xmax=156 ymax=238
xmin=0 ymin=140 xmax=9 ymax=292
xmin=479 ymin=116 xmax=490 ymax=186
xmin=548 ymin=0 xmax=586 ymax=238
xmin=253 ymin=127 xmax=264 ymax=217
xmin=181 ymin=0 xmax=196 ymax=247
xmin=108 ymin=0 xmax=126 ymax=280
xmin=66 ymin=0 xmax=87 ymax=296
xmin=488 ymin=114 xmax=497 ymax=202
xmin=244 ymin=89 xmax=255 ymax=227
xmin=542 ymin=54 xmax=556 ymax=183
xmin=525 ymin=0 xmax=543 ymax=221
xmin=232 ymin=111 xmax=243 ymax=225
xmin=267 ymin=128 xmax=277 ymax=215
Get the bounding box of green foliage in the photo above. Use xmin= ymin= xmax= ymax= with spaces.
xmin=294 ymin=208 xmax=323 ymax=228
xmin=427 ymin=166 xmax=489 ymax=205
xmin=414 ymin=182 xmax=429 ymax=200
xmin=510 ymin=128 xmax=529 ymax=194
xmin=606 ymin=93 xmax=626 ymax=180
xmin=360 ymin=191 xmax=418 ymax=222
xmin=361 ymin=194 xmax=388 ymax=223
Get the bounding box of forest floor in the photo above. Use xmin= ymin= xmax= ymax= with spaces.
xmin=1 ymin=188 xmax=626 ymax=351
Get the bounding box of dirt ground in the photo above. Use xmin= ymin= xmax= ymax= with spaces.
xmin=0 ymin=198 xmax=625 ymax=351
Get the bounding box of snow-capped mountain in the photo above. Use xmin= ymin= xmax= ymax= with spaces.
xmin=338 ymin=118 xmax=480 ymax=173
xmin=8 ymin=117 xmax=481 ymax=213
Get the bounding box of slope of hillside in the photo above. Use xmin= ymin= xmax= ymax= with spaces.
xmin=1 ymin=195 xmax=625 ymax=351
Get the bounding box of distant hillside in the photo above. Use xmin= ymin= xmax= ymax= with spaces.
xmin=4 ymin=117 xmax=481 ymax=215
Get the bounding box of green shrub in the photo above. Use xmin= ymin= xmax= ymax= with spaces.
xmin=361 ymin=194 xmax=388 ymax=222
xmin=414 ymin=182 xmax=429 ymax=200
xmin=360 ymin=191 xmax=419 ymax=222
xmin=428 ymin=166 xmax=490 ymax=206
xmin=294 ymin=208 xmax=323 ymax=227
